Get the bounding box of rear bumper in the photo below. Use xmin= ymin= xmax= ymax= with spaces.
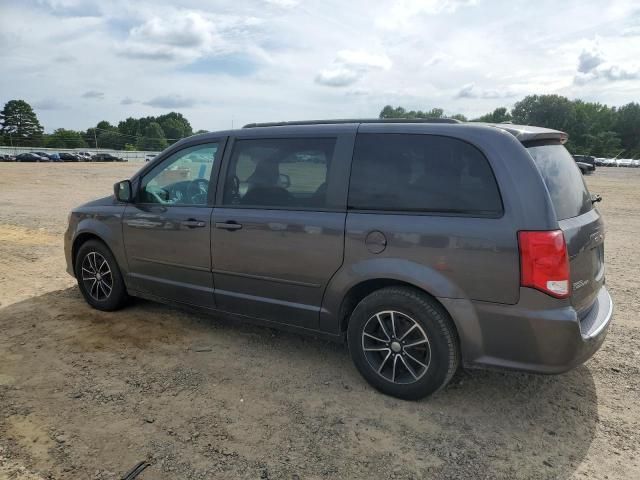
xmin=441 ymin=286 xmax=613 ymax=374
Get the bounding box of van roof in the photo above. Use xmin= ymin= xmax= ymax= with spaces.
xmin=241 ymin=119 xmax=568 ymax=144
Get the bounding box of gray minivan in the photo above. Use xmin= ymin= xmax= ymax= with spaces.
xmin=64 ymin=119 xmax=613 ymax=399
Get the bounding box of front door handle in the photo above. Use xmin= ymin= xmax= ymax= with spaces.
xmin=215 ymin=221 xmax=243 ymax=231
xmin=181 ymin=219 xmax=206 ymax=229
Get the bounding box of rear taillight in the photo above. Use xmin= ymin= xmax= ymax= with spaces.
xmin=518 ymin=230 xmax=570 ymax=298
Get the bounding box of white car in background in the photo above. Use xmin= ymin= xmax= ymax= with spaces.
xmin=617 ymin=158 xmax=634 ymax=168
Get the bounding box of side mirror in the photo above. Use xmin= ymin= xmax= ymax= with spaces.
xmin=278 ymin=173 xmax=291 ymax=189
xmin=114 ymin=180 xmax=133 ymax=203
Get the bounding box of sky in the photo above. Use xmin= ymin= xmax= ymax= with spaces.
xmin=1 ymin=0 xmax=640 ymax=133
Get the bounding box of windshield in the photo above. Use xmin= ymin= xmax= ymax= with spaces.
xmin=527 ymin=143 xmax=593 ymax=220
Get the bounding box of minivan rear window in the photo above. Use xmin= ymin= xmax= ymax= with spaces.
xmin=348 ymin=133 xmax=502 ymax=215
xmin=526 ymin=143 xmax=592 ymax=220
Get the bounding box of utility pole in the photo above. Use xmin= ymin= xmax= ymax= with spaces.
xmin=94 ymin=129 xmax=98 ymax=149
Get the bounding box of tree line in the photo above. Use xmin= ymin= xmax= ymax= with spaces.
xmin=2 ymin=95 xmax=639 ymax=157
xmin=381 ymin=95 xmax=640 ymax=158
xmin=0 ymin=99 xmax=208 ymax=151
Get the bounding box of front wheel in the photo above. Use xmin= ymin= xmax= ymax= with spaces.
xmin=74 ymin=239 xmax=128 ymax=311
xmin=347 ymin=287 xmax=459 ymax=400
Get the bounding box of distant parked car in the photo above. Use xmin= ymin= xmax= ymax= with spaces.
xmin=576 ymin=162 xmax=593 ymax=175
xmin=145 ymin=153 xmax=157 ymax=162
xmin=0 ymin=154 xmax=16 ymax=162
xmin=33 ymin=151 xmax=62 ymax=162
xmin=572 ymin=155 xmax=596 ymax=173
xmin=74 ymin=152 xmax=95 ymax=162
xmin=92 ymin=153 xmax=123 ymax=162
xmin=618 ymin=158 xmax=634 ymax=168
xmin=16 ymin=152 xmax=48 ymax=162
xmin=59 ymin=152 xmax=81 ymax=162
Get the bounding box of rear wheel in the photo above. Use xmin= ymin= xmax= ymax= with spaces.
xmin=347 ymin=287 xmax=459 ymax=400
xmin=75 ymin=239 xmax=128 ymax=311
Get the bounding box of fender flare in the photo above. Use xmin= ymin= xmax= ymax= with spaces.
xmin=319 ymin=258 xmax=465 ymax=335
xmin=71 ymin=217 xmax=128 ymax=277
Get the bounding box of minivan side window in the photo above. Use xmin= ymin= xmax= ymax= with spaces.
xmin=222 ymin=138 xmax=336 ymax=208
xmin=139 ymin=143 xmax=218 ymax=206
xmin=348 ymin=134 xmax=502 ymax=215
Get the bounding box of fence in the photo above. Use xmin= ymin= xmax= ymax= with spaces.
xmin=0 ymin=146 xmax=160 ymax=162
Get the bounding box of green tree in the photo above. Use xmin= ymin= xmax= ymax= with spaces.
xmin=194 ymin=129 xmax=209 ymax=135
xmin=118 ymin=117 xmax=140 ymax=137
xmin=96 ymin=120 xmax=116 ymax=131
xmin=137 ymin=122 xmax=167 ymax=151
xmin=161 ymin=117 xmax=188 ymax=142
xmin=156 ymin=112 xmax=193 ymax=143
xmin=45 ymin=129 xmax=87 ymax=148
xmin=380 ymin=105 xmax=454 ymax=120
xmin=380 ymin=105 xmax=405 ymax=118
xmin=511 ymin=95 xmax=577 ymax=132
xmin=97 ymin=130 xmax=126 ymax=150
xmin=450 ymin=113 xmax=468 ymax=122
xmin=473 ymin=107 xmax=512 ymax=123
xmin=379 ymin=95 xmax=640 ymax=158
xmin=0 ymin=99 xmax=44 ymax=146
xmin=614 ymin=102 xmax=640 ymax=157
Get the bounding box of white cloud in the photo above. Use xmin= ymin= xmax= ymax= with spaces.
xmin=622 ymin=25 xmax=640 ymax=36
xmin=455 ymin=83 xmax=515 ymax=99
xmin=380 ymin=0 xmax=479 ymax=29
xmin=335 ymin=50 xmax=392 ymax=70
xmin=316 ymin=50 xmax=391 ymax=87
xmin=2 ymin=0 xmax=640 ymax=132
xmin=33 ymin=98 xmax=69 ymax=110
xmin=119 ymin=10 xmax=262 ymax=63
xmin=315 ymin=67 xmax=361 ymax=87
xmin=574 ymin=48 xmax=640 ymax=84
xmin=424 ymin=53 xmax=448 ymax=67
xmin=144 ymin=95 xmax=199 ymax=108
xmin=263 ymin=0 xmax=299 ymax=7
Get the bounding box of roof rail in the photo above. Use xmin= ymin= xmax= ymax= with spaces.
xmin=242 ymin=118 xmax=463 ymax=128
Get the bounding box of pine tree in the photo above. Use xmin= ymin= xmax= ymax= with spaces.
xmin=0 ymin=100 xmax=44 ymax=146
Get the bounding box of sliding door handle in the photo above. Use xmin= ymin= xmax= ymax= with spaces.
xmin=215 ymin=221 xmax=243 ymax=231
xmin=181 ymin=219 xmax=206 ymax=229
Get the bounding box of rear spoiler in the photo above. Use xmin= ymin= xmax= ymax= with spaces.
xmin=485 ymin=124 xmax=569 ymax=144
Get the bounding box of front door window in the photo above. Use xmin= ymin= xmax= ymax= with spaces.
xmin=140 ymin=143 xmax=218 ymax=206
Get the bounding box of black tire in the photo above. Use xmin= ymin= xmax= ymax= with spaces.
xmin=347 ymin=286 xmax=459 ymax=400
xmin=74 ymin=239 xmax=129 ymax=311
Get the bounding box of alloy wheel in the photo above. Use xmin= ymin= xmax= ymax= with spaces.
xmin=361 ymin=310 xmax=431 ymax=384
xmin=81 ymin=251 xmax=113 ymax=301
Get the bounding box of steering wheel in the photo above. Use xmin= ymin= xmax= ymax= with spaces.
xmin=187 ymin=178 xmax=209 ymax=204
xmin=146 ymin=186 xmax=170 ymax=204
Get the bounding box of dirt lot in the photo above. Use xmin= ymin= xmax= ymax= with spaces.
xmin=0 ymin=163 xmax=638 ymax=480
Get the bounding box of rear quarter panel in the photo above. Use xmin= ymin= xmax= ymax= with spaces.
xmin=320 ymin=124 xmax=560 ymax=335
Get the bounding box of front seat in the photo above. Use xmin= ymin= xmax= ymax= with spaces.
xmin=241 ymin=158 xmax=291 ymax=206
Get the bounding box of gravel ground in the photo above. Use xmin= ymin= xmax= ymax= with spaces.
xmin=0 ymin=163 xmax=638 ymax=480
